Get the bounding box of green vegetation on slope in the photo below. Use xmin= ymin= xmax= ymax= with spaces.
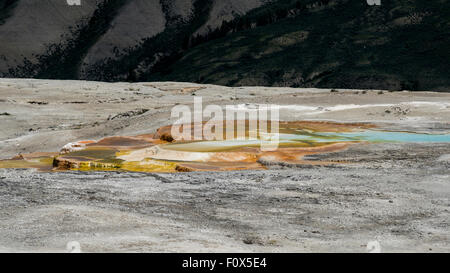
xmin=152 ymin=0 xmax=450 ymax=91
xmin=83 ymin=0 xmax=214 ymax=81
xmin=3 ymin=0 xmax=449 ymax=91
xmin=0 ymin=0 xmax=19 ymax=25
xmin=7 ymin=0 xmax=132 ymax=79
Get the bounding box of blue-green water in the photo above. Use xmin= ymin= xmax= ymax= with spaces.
xmin=281 ymin=130 xmax=450 ymax=143
xmin=166 ymin=129 xmax=450 ymax=152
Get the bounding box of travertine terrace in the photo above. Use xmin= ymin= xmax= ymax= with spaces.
xmin=0 ymin=79 xmax=449 ymax=252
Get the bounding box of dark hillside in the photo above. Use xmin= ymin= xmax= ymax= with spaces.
xmin=1 ymin=0 xmax=449 ymax=91
xmin=152 ymin=0 xmax=450 ymax=91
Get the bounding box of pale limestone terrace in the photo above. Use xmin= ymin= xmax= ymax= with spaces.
xmin=0 ymin=79 xmax=448 ymax=252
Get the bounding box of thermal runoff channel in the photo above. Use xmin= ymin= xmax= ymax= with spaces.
xmin=1 ymin=120 xmax=449 ymax=173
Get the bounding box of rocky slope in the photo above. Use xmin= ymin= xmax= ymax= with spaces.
xmin=0 ymin=0 xmax=449 ymax=91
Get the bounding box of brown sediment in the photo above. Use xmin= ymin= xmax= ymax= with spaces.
xmin=257 ymin=143 xmax=351 ymax=165
xmin=53 ymin=156 xmax=75 ymax=170
xmin=279 ymin=121 xmax=376 ymax=132
xmin=12 ymin=152 xmax=59 ymax=160
xmin=86 ymin=136 xmax=158 ymax=149
xmin=53 ymin=155 xmax=123 ymax=171
xmin=134 ymin=134 xmax=155 ymax=139
xmin=175 ymin=165 xmax=193 ymax=172
xmin=88 ymin=136 xmax=152 ymax=146
xmin=209 ymin=152 xmax=258 ymax=162
xmin=78 ymin=140 xmax=96 ymax=144
xmin=154 ymin=124 xmax=175 ymax=141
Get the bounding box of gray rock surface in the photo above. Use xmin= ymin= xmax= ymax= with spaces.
xmin=0 ymin=79 xmax=449 ymax=252
xmin=0 ymin=142 xmax=448 ymax=252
